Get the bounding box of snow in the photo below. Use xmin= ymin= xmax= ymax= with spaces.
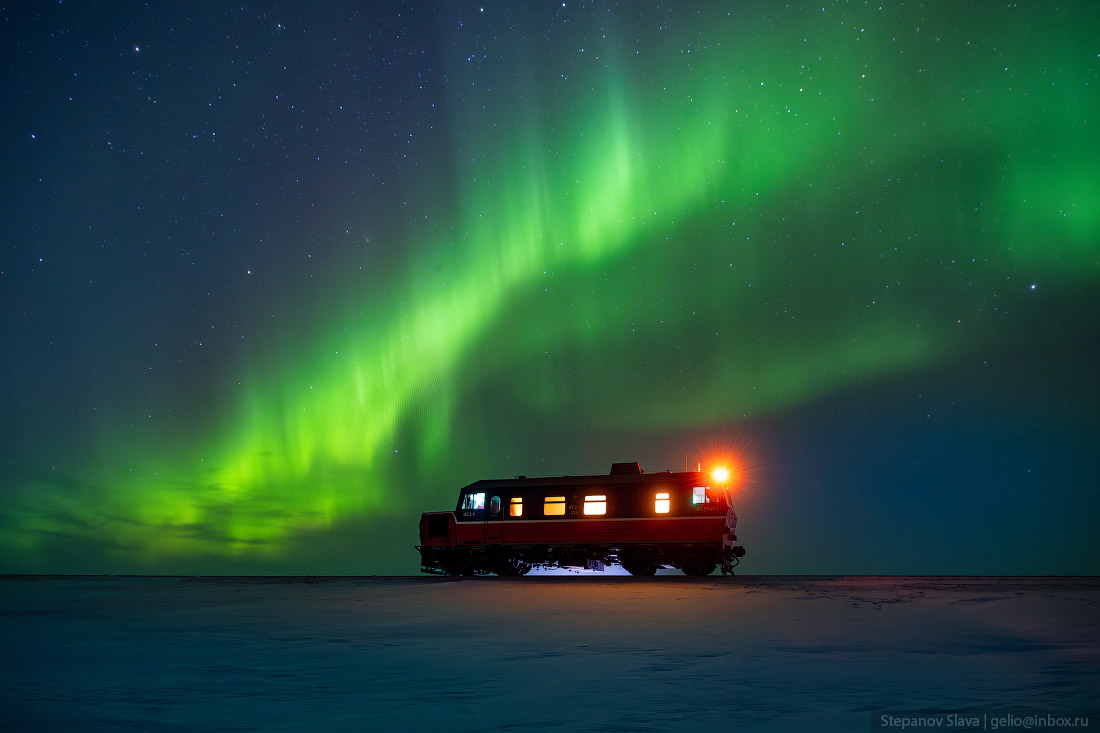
xmin=1 ymin=576 xmax=1097 ymax=732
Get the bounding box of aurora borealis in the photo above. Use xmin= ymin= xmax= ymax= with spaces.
xmin=2 ymin=2 xmax=1098 ymax=574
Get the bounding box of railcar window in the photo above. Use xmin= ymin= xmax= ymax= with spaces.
xmin=655 ymin=492 xmax=670 ymax=514
xmin=510 ymin=497 xmax=523 ymax=517
xmin=461 ymin=492 xmax=486 ymax=511
xmin=427 ymin=514 xmax=449 ymax=537
xmin=692 ymin=486 xmax=710 ymax=505
xmin=583 ymin=495 xmax=606 ymax=515
xmin=544 ymin=496 xmax=566 ymax=516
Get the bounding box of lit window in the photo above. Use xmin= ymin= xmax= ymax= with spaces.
xmin=692 ymin=487 xmax=709 ymax=505
xmin=655 ymin=492 xmax=670 ymax=514
xmin=583 ymin=495 xmax=606 ymax=515
xmin=509 ymin=497 xmax=523 ymax=517
xmin=544 ymin=496 xmax=566 ymax=516
xmin=462 ymin=492 xmax=486 ymax=510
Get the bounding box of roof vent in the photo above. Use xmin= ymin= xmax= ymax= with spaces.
xmin=610 ymin=462 xmax=643 ymax=475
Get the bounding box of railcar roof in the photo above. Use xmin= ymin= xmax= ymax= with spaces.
xmin=460 ymin=470 xmax=706 ymax=492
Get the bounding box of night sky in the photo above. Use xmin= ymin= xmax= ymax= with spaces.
xmin=2 ymin=2 xmax=1098 ymax=575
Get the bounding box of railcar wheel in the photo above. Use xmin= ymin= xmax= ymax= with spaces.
xmin=437 ymin=554 xmax=461 ymax=576
xmin=496 ymin=558 xmax=530 ymax=576
xmin=680 ymin=559 xmax=716 ymax=577
xmin=621 ymin=560 xmax=657 ymax=576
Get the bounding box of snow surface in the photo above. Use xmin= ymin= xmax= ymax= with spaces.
xmin=1 ymin=576 xmax=1097 ymax=732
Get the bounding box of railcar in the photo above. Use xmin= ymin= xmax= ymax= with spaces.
xmin=417 ymin=462 xmax=745 ymax=576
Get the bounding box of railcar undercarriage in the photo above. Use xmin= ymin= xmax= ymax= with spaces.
xmin=417 ymin=542 xmax=745 ymax=577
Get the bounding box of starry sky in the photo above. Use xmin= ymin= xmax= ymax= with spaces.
xmin=2 ymin=2 xmax=1098 ymax=575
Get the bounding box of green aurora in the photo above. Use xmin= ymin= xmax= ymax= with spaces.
xmin=2 ymin=2 xmax=1097 ymax=572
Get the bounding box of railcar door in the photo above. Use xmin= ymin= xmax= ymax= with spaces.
xmin=486 ymin=495 xmax=503 ymax=544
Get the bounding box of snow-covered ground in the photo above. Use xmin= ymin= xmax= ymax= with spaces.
xmin=2 ymin=576 xmax=1097 ymax=732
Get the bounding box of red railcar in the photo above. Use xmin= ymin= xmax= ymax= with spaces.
xmin=417 ymin=462 xmax=745 ymax=576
